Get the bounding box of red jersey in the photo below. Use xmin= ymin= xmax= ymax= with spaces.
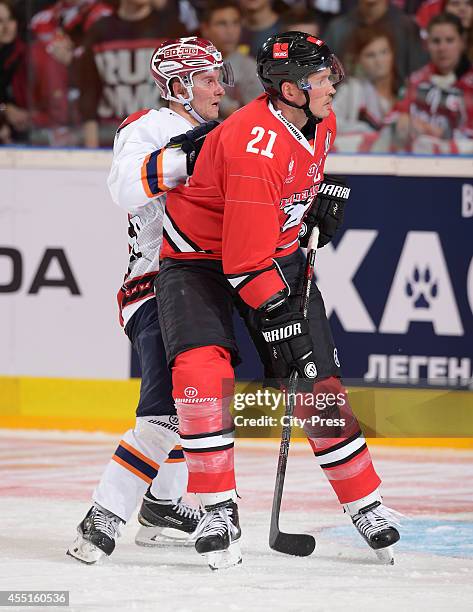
xmin=30 ymin=1 xmax=113 ymax=46
xmin=395 ymin=62 xmax=473 ymax=139
xmin=162 ymin=94 xmax=336 ymax=310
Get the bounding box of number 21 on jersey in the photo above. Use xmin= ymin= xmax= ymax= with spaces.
xmin=246 ymin=127 xmax=277 ymax=158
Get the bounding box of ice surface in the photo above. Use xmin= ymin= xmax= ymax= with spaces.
xmin=1 ymin=430 xmax=472 ymax=612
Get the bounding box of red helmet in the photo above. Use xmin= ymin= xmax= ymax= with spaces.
xmin=150 ymin=36 xmax=233 ymax=104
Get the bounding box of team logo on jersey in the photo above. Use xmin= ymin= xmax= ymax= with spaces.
xmin=284 ymin=156 xmax=296 ymax=184
xmin=273 ymin=42 xmax=289 ymax=59
xmin=280 ymin=184 xmax=319 ymax=231
xmin=307 ymin=161 xmax=322 ymax=184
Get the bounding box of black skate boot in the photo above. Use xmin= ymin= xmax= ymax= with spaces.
xmin=347 ymin=499 xmax=402 ymax=565
xmin=67 ymin=505 xmax=123 ymax=564
xmin=135 ymin=488 xmax=203 ymax=546
xmin=194 ymin=499 xmax=242 ymax=570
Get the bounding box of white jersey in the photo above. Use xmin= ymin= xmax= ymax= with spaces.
xmin=107 ymin=107 xmax=193 ymax=327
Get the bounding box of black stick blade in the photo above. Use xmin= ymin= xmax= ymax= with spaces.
xmin=269 ymin=531 xmax=316 ymax=557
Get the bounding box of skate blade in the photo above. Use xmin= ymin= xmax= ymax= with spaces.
xmin=135 ymin=525 xmax=194 ymax=547
xmin=374 ymin=546 xmax=394 ymax=565
xmin=66 ymin=535 xmax=106 ymax=565
xmin=203 ymin=541 xmax=242 ymax=571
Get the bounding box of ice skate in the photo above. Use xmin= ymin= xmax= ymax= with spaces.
xmin=135 ymin=488 xmax=202 ymax=546
xmin=344 ymin=495 xmax=402 ymax=565
xmin=67 ymin=505 xmax=123 ymax=564
xmin=194 ymin=499 xmax=242 ymax=570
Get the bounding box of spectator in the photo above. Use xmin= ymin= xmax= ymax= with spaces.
xmin=391 ymin=0 xmax=424 ymax=13
xmin=0 ymin=0 xmax=28 ymax=144
xmin=239 ymin=0 xmax=282 ymax=57
xmin=280 ymin=6 xmax=327 ymax=36
xmin=446 ymin=0 xmax=473 ymax=27
xmin=153 ymin=0 xmax=200 ymax=32
xmin=304 ymin=0 xmax=360 ymax=18
xmin=30 ymin=0 xmax=113 ymax=46
xmin=394 ymin=12 xmax=473 ymax=153
xmin=324 ymin=0 xmax=428 ymax=82
xmin=78 ymin=0 xmax=186 ymax=148
xmin=28 ymin=0 xmax=114 ymax=145
xmin=416 ymin=0 xmax=472 ymax=33
xmin=443 ymin=0 xmax=473 ymax=61
xmin=201 ymin=1 xmax=262 ymax=117
xmin=333 ymin=25 xmax=399 ymax=151
xmin=416 ymin=0 xmax=473 ymax=60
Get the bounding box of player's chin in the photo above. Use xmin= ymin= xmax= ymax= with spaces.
xmin=207 ymin=103 xmax=220 ymax=119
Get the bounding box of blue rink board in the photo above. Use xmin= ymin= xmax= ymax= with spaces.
xmin=325 ymin=519 xmax=473 ymax=559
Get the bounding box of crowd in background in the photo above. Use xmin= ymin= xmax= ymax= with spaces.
xmin=1 ymin=0 xmax=472 ymax=153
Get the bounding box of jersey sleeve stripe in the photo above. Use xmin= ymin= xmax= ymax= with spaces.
xmin=141 ymin=153 xmax=155 ymax=198
xmin=225 ymin=263 xmax=275 ymax=291
xmin=157 ymin=149 xmax=170 ymax=192
xmin=140 ymin=149 xmax=169 ymax=198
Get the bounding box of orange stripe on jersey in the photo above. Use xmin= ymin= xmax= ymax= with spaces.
xmin=141 ymin=153 xmax=154 ymax=198
xmin=112 ymin=455 xmax=153 ymax=484
xmin=157 ymin=149 xmax=170 ymax=192
xmin=119 ymin=439 xmax=160 ymax=470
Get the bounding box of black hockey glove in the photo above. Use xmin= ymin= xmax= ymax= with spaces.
xmin=299 ymin=175 xmax=350 ymax=248
xmin=166 ymin=120 xmax=219 ymax=175
xmin=261 ymin=310 xmax=317 ymax=381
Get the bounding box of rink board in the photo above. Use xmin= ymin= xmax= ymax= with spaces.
xmin=1 ymin=149 xmax=472 ymax=386
xmin=0 ymin=375 xmax=472 ymax=448
xmin=1 ymin=151 xmax=472 ymax=450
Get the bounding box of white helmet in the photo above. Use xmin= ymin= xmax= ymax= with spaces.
xmin=150 ymin=36 xmax=233 ymax=116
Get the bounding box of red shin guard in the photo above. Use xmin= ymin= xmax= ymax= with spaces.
xmin=297 ymin=376 xmax=381 ymax=504
xmin=172 ymin=346 xmax=236 ymax=493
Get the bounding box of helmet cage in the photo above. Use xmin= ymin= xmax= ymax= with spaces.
xmin=296 ymin=54 xmax=345 ymax=91
xmin=166 ymin=63 xmax=234 ymax=105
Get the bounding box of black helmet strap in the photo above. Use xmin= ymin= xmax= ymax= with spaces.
xmin=276 ymin=88 xmax=322 ymax=124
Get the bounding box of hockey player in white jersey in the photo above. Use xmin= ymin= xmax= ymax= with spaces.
xmin=67 ymin=37 xmax=234 ymax=564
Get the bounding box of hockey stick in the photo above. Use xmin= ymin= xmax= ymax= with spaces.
xmin=269 ymin=226 xmax=320 ymax=557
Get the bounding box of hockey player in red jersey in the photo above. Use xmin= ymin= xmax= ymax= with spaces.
xmin=67 ymin=37 xmax=233 ymax=564
xmin=158 ymin=32 xmax=401 ymax=569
